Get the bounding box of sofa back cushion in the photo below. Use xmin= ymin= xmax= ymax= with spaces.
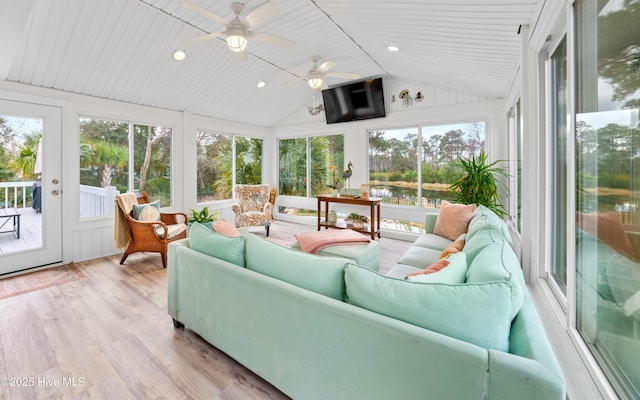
xmin=467 ymin=205 xmax=511 ymax=244
xmin=466 ymin=241 xmax=525 ymax=319
xmin=345 ymin=264 xmax=513 ymax=351
xmin=245 ymin=234 xmax=347 ymax=300
xmin=189 ymin=221 xmax=246 ymax=267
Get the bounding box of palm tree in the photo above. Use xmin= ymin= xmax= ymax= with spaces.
xmin=11 ymin=132 xmax=41 ymax=180
xmin=86 ymin=141 xmax=128 ymax=187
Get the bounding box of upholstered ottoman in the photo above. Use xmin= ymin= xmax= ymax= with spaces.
xmin=291 ymin=239 xmax=380 ymax=271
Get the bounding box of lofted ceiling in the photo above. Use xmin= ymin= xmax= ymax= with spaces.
xmin=2 ymin=0 xmax=541 ymax=127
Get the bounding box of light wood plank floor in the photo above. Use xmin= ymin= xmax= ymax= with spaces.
xmin=0 ymin=220 xmax=412 ymax=399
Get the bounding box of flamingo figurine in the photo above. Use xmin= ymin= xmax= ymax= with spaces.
xmin=342 ymin=161 xmax=353 ymax=189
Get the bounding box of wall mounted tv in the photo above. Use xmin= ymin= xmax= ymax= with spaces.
xmin=321 ymin=77 xmax=386 ymax=124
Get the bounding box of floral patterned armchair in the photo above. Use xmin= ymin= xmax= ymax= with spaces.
xmin=232 ymin=184 xmax=273 ymax=236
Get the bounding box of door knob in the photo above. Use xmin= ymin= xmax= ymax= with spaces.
xmin=52 ymin=179 xmax=59 ymax=184
xmin=52 ymin=190 xmax=60 ymax=196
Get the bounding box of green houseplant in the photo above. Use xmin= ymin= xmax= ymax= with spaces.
xmin=345 ymin=212 xmax=369 ymax=229
xmin=188 ymin=206 xmax=219 ymax=229
xmin=448 ymin=151 xmax=509 ymax=217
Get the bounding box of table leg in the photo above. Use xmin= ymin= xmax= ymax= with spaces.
xmin=317 ymin=198 xmax=321 ymax=231
xmin=377 ymin=203 xmax=381 ymax=238
xmin=16 ymin=214 xmax=20 ymax=239
xmin=370 ymin=204 xmax=375 ymax=240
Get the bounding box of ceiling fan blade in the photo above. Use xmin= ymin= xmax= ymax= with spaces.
xmin=316 ymin=61 xmax=336 ymax=74
xmin=243 ymin=1 xmax=279 ymax=28
xmin=326 ymin=72 xmax=360 ymax=80
xmin=250 ymin=31 xmax=296 ymax=49
xmin=180 ymin=1 xmax=229 ymax=26
xmin=181 ymin=32 xmax=224 ymax=47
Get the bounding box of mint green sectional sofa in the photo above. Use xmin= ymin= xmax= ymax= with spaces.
xmin=167 ymin=208 xmax=565 ymax=400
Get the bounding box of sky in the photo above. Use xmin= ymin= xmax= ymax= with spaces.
xmin=2 ymin=115 xmax=43 ymax=137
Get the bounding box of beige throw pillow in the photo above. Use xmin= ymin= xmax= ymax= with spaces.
xmin=433 ymin=200 xmax=476 ymax=241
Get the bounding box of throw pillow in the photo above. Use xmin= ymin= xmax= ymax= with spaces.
xmin=433 ymin=200 xmax=476 ymax=241
xmin=405 ymin=259 xmax=449 ymax=278
xmin=439 ymin=236 xmax=465 ymax=259
xmin=188 ymin=221 xmax=246 ymax=267
xmin=345 ymin=263 xmax=513 ymax=351
xmin=577 ymin=211 xmax=636 ymax=260
xmin=132 ymin=200 xmax=160 ymax=221
xmin=213 ymin=219 xmax=241 ymax=237
xmin=407 ymin=252 xmax=468 ymax=284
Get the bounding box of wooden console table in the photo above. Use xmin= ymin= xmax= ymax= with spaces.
xmin=317 ymin=195 xmax=381 ymax=239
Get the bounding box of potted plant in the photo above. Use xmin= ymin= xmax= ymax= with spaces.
xmin=188 ymin=206 xmax=219 ymax=230
xmin=345 ymin=212 xmax=369 ymax=229
xmin=448 ymin=151 xmax=509 ymax=217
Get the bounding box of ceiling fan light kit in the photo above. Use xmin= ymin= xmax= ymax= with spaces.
xmin=308 ymin=73 xmax=323 ymax=89
xmin=226 ymin=29 xmax=248 ymax=52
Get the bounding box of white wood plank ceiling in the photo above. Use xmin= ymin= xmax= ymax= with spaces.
xmin=3 ymin=0 xmax=540 ymax=127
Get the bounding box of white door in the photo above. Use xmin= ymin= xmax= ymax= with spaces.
xmin=0 ymin=99 xmax=62 ymax=275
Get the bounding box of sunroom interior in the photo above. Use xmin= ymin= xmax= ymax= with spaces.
xmin=1 ymin=0 xmax=639 ymax=399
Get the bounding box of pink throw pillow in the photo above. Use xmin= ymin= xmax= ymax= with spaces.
xmin=405 ymin=259 xmax=450 ymax=279
xmin=433 ymin=200 xmax=476 ymax=241
xmin=577 ymin=211 xmax=636 ymax=260
xmin=212 ymin=219 xmax=241 ymax=237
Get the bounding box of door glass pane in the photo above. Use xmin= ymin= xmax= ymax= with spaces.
xmin=575 ymin=0 xmax=640 ymax=397
xmin=0 ymin=115 xmax=43 ymax=253
xmin=235 ymin=137 xmax=263 ymax=185
xmin=279 ymin=138 xmax=307 ymax=196
xmin=133 ymin=124 xmax=172 ymax=207
xmin=79 ymin=118 xmax=129 ymax=217
xmin=551 ymin=37 xmax=568 ymax=293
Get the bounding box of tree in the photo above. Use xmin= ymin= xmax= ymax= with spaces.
xmin=89 ymin=141 xmax=128 ymax=187
xmin=11 ymin=132 xmax=41 ymax=180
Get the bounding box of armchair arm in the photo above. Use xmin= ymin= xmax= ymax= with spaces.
xmin=124 ymin=213 xmax=168 ymax=239
xmin=263 ymin=202 xmax=273 ymax=218
xmin=160 ymin=212 xmax=188 ymax=225
xmin=232 ymin=203 xmax=242 ymax=218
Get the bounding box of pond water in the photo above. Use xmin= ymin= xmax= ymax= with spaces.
xmin=371 ymin=185 xmax=451 ymax=208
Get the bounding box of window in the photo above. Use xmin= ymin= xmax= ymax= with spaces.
xmin=196 ymin=132 xmax=263 ymax=203
xmin=196 ymin=132 xmax=232 ymax=202
xmin=575 ymin=0 xmax=640 ymax=397
xmin=368 ymin=123 xmax=485 ymax=208
xmin=78 ymin=118 xmax=173 ymax=216
xmin=278 ymin=135 xmax=344 ymax=198
xmin=550 ymin=36 xmax=568 ymax=294
xmin=79 ymin=118 xmax=172 ymax=218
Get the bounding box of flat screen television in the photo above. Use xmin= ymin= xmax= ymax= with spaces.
xmin=322 ymin=77 xmax=386 ymax=124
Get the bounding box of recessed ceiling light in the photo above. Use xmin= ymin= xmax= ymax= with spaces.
xmin=172 ymin=50 xmax=186 ymax=61
xmin=257 ymin=81 xmax=266 ymax=88
xmin=386 ymin=45 xmax=400 ymax=52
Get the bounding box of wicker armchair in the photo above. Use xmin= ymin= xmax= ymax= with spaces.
xmin=232 ymin=184 xmax=273 ymax=236
xmin=114 ymin=192 xmax=187 ymax=268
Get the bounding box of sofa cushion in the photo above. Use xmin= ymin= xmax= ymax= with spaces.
xmin=463 ymin=226 xmax=508 ymax=263
xmin=407 ymin=252 xmax=467 ymax=284
xmin=467 ymin=205 xmax=511 ymax=244
xmin=189 ymin=221 xmax=246 ymax=267
xmin=344 ymin=264 xmax=513 ymax=351
xmin=245 ymin=234 xmax=346 ymax=300
xmin=396 ymin=245 xmax=443 ymax=269
xmin=466 ymin=241 xmax=525 ymax=319
xmin=385 ymin=264 xmax=422 ymax=279
xmin=433 ymin=200 xmax=476 ymax=241
xmin=133 ymin=200 xmax=160 ymax=221
xmin=412 ymin=233 xmax=453 ymax=250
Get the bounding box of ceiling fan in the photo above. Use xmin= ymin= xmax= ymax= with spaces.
xmin=173 ymin=1 xmax=296 ymax=60
xmin=305 ymin=55 xmax=359 ymax=89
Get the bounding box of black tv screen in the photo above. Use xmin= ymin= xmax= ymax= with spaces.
xmin=322 ymin=77 xmax=386 ymax=124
